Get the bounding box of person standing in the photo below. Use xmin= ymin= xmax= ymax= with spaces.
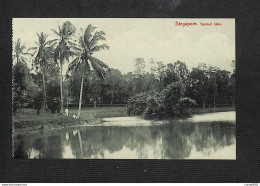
xmin=65 ymin=107 xmax=69 ymax=117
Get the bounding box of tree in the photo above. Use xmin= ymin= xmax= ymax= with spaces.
xmin=34 ymin=91 xmax=44 ymax=115
xmin=215 ymin=70 xmax=231 ymax=105
xmin=28 ymin=32 xmax=56 ymax=109
xmin=229 ymin=72 xmax=235 ymax=108
xmin=173 ymin=60 xmax=189 ymax=81
xmin=163 ymin=63 xmax=179 ymax=86
xmin=207 ymin=66 xmax=219 ymax=107
xmin=229 ymin=60 xmax=236 ymax=107
xmin=12 ymin=38 xmax=35 ymax=114
xmin=187 ymin=67 xmax=209 ymax=108
xmin=134 ymin=58 xmax=146 ymax=76
xmin=13 ymin=39 xmax=31 ymax=64
xmin=13 ymin=61 xmax=29 ymax=114
xmin=68 ymin=24 xmax=109 ymax=118
xmin=153 ymin=61 xmax=166 ymax=83
xmin=106 ymin=68 xmax=124 ymax=105
xmin=88 ymin=71 xmax=103 ymax=107
xmin=13 ymin=61 xmax=40 ymax=114
xmin=52 ymin=21 xmax=76 ymax=114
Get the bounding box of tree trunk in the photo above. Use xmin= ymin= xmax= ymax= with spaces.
xmin=202 ymin=99 xmax=205 ymax=109
xmin=42 ymin=70 xmax=48 ymax=110
xmin=67 ymin=85 xmax=69 ymax=108
xmin=60 ymin=60 xmax=64 ymax=114
xmin=77 ymin=69 xmax=85 ymax=118
xmin=213 ymin=97 xmax=216 ymax=108
xmin=111 ymin=91 xmax=114 ymax=105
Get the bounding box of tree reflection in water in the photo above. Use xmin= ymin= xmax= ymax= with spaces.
xmin=14 ymin=121 xmax=235 ymax=159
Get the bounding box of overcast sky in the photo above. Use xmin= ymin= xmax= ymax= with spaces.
xmin=13 ymin=18 xmax=235 ymax=74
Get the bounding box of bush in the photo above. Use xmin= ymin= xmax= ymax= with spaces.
xmin=127 ymin=81 xmax=196 ymax=119
xmin=34 ymin=91 xmax=44 ymax=115
xmin=48 ymin=97 xmax=61 ymax=114
xmin=143 ymin=94 xmax=164 ymax=119
xmin=160 ymin=81 xmax=185 ymax=117
xmin=127 ymin=92 xmax=149 ymax=115
xmin=179 ymin=97 xmax=197 ymax=117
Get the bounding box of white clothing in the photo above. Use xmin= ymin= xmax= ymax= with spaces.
xmin=65 ymin=108 xmax=69 ymax=116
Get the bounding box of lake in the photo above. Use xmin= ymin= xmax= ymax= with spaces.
xmin=14 ymin=111 xmax=236 ymax=159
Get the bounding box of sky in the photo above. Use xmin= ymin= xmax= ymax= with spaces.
xmin=13 ymin=18 xmax=235 ymax=74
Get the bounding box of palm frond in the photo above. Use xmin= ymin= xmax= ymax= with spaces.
xmin=68 ymin=40 xmax=78 ymax=47
xmin=84 ymin=24 xmax=97 ymax=44
xmin=89 ymin=56 xmax=108 ymax=80
xmin=45 ymin=39 xmax=58 ymax=46
xmin=62 ymin=21 xmax=76 ymax=39
xmin=67 ymin=57 xmax=81 ymax=72
xmin=89 ymin=56 xmax=109 ymax=69
xmin=67 ymin=41 xmax=82 ymax=52
xmin=51 ymin=29 xmax=61 ymax=37
xmin=27 ymin=47 xmax=38 ymax=52
xmin=21 ymin=56 xmax=28 ymax=62
xmin=91 ymin=44 xmax=109 ymax=52
xmin=89 ymin=31 xmax=106 ymax=48
xmin=30 ymin=50 xmax=38 ymax=57
xmin=22 ymin=52 xmax=33 ymax=56
xmin=47 ymin=42 xmax=57 ymax=50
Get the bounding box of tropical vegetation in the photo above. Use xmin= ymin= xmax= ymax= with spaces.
xmin=13 ymin=20 xmax=236 ymax=122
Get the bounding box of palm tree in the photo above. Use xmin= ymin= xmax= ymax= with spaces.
xmin=52 ymin=21 xmax=76 ymax=114
xmin=13 ymin=39 xmax=31 ymax=64
xmin=68 ymin=24 xmax=109 ymax=118
xmin=28 ymin=32 xmax=56 ymax=109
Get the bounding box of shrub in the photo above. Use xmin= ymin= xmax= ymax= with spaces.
xmin=179 ymin=97 xmax=197 ymax=117
xmin=159 ymin=81 xmax=185 ymax=117
xmin=34 ymin=91 xmax=44 ymax=115
xmin=143 ymin=94 xmax=164 ymax=119
xmin=127 ymin=81 xmax=196 ymax=119
xmin=48 ymin=97 xmax=61 ymax=114
xmin=127 ymin=92 xmax=149 ymax=115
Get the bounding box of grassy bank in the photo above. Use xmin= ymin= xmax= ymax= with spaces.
xmin=13 ymin=106 xmax=234 ymax=133
xmin=13 ymin=108 xmax=102 ymax=132
xmin=13 ymin=106 xmax=128 ymax=132
xmin=191 ymin=106 xmax=235 ymax=115
xmin=70 ymin=106 xmax=128 ymax=118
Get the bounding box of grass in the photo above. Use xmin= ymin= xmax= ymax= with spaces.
xmin=13 ymin=106 xmax=234 ymax=133
xmin=13 ymin=106 xmax=128 ymax=130
xmin=70 ymin=106 xmax=128 ymax=118
xmin=13 ymin=108 xmax=101 ymax=131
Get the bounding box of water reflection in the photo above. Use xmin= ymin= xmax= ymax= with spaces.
xmin=14 ymin=119 xmax=236 ymax=159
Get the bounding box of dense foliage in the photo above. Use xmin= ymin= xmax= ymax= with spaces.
xmin=13 ymin=20 xmax=236 ymax=118
xmin=127 ymin=81 xmax=196 ymax=119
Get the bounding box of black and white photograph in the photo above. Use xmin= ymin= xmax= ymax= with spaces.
xmin=12 ymin=18 xmax=236 ymax=159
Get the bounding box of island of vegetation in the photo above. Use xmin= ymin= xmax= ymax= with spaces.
xmin=13 ymin=21 xmax=236 ymax=133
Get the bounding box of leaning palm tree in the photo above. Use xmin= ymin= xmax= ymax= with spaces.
xmin=68 ymin=24 xmax=109 ymax=118
xmin=52 ymin=21 xmax=76 ymax=114
xmin=28 ymin=32 xmax=56 ymax=109
xmin=13 ymin=39 xmax=31 ymax=64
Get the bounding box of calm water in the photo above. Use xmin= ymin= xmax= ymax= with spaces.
xmin=14 ymin=111 xmax=236 ymax=159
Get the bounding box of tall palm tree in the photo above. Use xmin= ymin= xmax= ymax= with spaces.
xmin=13 ymin=39 xmax=31 ymax=64
xmin=52 ymin=21 xmax=76 ymax=114
xmin=28 ymin=32 xmax=56 ymax=109
xmin=68 ymin=24 xmax=109 ymax=118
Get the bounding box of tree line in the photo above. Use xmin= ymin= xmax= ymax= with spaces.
xmin=13 ymin=20 xmax=235 ymax=118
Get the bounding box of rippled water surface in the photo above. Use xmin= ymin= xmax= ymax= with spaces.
xmin=14 ymin=111 xmax=236 ymax=159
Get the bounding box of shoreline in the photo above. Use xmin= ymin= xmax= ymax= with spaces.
xmin=13 ymin=106 xmax=235 ymax=135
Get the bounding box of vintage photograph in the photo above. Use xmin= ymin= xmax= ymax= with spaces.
xmin=12 ymin=18 xmax=236 ymax=159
